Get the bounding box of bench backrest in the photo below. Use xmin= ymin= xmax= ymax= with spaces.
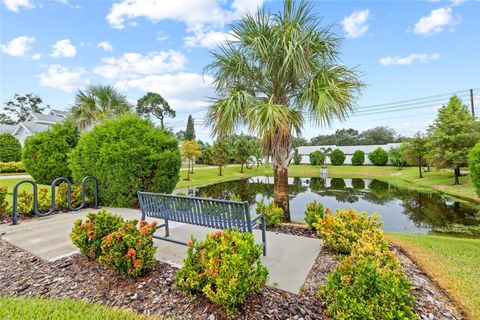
xmin=137 ymin=192 xmax=253 ymax=232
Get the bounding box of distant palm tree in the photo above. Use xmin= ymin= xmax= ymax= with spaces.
xmin=71 ymin=85 xmax=131 ymax=129
xmin=205 ymin=0 xmax=364 ymax=221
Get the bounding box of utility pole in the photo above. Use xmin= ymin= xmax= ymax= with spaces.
xmin=471 ymin=88 xmax=475 ymax=119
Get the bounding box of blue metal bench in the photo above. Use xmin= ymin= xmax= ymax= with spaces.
xmin=137 ymin=192 xmax=266 ymax=255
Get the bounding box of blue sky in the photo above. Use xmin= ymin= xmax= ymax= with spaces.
xmin=1 ymin=0 xmax=479 ymax=142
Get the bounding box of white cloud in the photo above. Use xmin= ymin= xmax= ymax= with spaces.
xmin=342 ymin=9 xmax=370 ymax=38
xmin=32 ymin=53 xmax=41 ymax=60
xmin=37 ymin=65 xmax=88 ymax=92
xmin=0 ymin=36 xmax=35 ymax=57
xmin=184 ymin=30 xmax=236 ymax=48
xmin=116 ymin=72 xmax=214 ymax=112
xmin=379 ymin=53 xmax=440 ymax=66
xmin=106 ymin=0 xmax=262 ymax=47
xmin=94 ymin=50 xmax=186 ymax=79
xmin=97 ymin=41 xmax=113 ymax=52
xmin=156 ymin=31 xmax=168 ymax=41
xmin=413 ymin=7 xmax=460 ymax=36
xmin=2 ymin=0 xmax=34 ymax=12
xmin=50 ymin=39 xmax=77 ymax=58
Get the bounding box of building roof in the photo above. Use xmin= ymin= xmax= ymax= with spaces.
xmin=14 ymin=121 xmax=53 ymax=135
xmin=50 ymin=109 xmax=69 ymax=117
xmin=297 ymin=143 xmax=402 ymax=155
xmin=0 ymin=124 xmax=17 ymax=134
xmin=27 ymin=112 xmax=65 ymax=124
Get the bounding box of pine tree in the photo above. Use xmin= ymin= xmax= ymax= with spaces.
xmin=184 ymin=115 xmax=195 ymax=140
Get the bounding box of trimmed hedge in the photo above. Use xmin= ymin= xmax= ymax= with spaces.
xmin=69 ymin=114 xmax=181 ymax=208
xmin=351 ymin=150 xmax=365 ymax=166
xmin=0 ymin=162 xmax=25 ymax=173
xmin=330 ymin=148 xmax=345 ymax=165
xmin=0 ymin=133 xmax=22 ymax=162
xmin=368 ymin=147 xmax=389 ymax=166
xmin=22 ymin=121 xmax=79 ymax=184
xmin=309 ymin=150 xmax=325 ymax=166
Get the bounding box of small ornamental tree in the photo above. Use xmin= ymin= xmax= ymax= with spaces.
xmin=330 ymin=148 xmax=345 ymax=165
xmin=234 ymin=135 xmax=253 ymax=173
xmin=181 ymin=140 xmax=201 ymax=180
xmin=211 ymin=140 xmax=231 ymax=176
xmin=69 ymin=114 xmax=181 ymax=207
xmin=388 ymin=147 xmax=406 ymax=170
xmin=293 ymin=148 xmax=302 ymax=165
xmin=136 ymin=92 xmax=175 ymax=129
xmin=0 ymin=133 xmax=22 ymax=162
xmin=351 ymin=150 xmax=365 ymax=166
xmin=309 ymin=150 xmax=325 ymax=166
xmin=22 ymin=120 xmax=79 ymax=184
xmin=401 ymin=132 xmax=427 ymax=178
xmin=368 ymin=147 xmax=388 ymax=166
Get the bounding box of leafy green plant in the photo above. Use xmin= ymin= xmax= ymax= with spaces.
xmin=469 ymin=142 xmax=480 ymax=197
xmin=293 ymin=148 xmax=302 ymax=165
xmin=16 ymin=188 xmax=51 ymax=214
xmin=304 ymin=200 xmax=328 ymax=229
xmin=55 ymin=182 xmax=85 ymax=209
xmin=0 ymin=161 xmax=25 ymax=173
xmin=0 ymin=186 xmax=9 ymax=215
xmin=330 ymin=148 xmax=345 ymax=165
xmin=309 ymin=150 xmax=325 ymax=166
xmin=255 ymin=199 xmax=284 ymax=227
xmin=368 ymin=147 xmax=389 ymax=166
xmin=99 ymin=220 xmax=157 ymax=278
xmin=230 ymin=194 xmax=242 ymax=201
xmin=70 ymin=209 xmax=125 ymax=259
xmin=351 ymin=150 xmax=365 ymax=166
xmin=315 ymin=208 xmax=382 ymax=254
xmin=0 ymin=133 xmax=22 ymax=162
xmin=175 ymin=229 xmax=268 ymax=315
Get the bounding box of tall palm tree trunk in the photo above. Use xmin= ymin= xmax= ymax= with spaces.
xmin=274 ymin=164 xmax=290 ymax=222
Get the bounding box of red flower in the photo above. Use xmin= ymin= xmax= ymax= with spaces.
xmin=133 ymin=259 xmax=142 ymax=267
xmin=187 ymin=241 xmax=193 ymax=247
xmin=325 ymin=208 xmax=332 ymax=214
xmin=125 ymin=248 xmax=136 ymax=259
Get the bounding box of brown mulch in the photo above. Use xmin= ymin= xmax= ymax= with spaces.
xmin=0 ymin=225 xmax=465 ymax=320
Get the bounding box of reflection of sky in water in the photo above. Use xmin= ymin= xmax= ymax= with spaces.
xmin=184 ymin=176 xmax=479 ymax=235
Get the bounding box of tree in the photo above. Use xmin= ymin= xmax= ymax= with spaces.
xmin=351 ymin=150 xmax=365 ymax=166
xmin=211 ymin=140 xmax=231 ymax=176
xmin=426 ymin=96 xmax=480 ymax=185
xmin=205 ymin=0 xmax=363 ymax=220
xmin=200 ymin=146 xmax=214 ymax=165
xmin=293 ymin=148 xmax=302 ymax=165
xmin=334 ymin=128 xmax=360 ymax=146
xmin=388 ymin=147 xmax=406 ymax=170
xmin=330 ymin=148 xmax=346 ymax=165
xmin=175 ymin=130 xmax=185 ymax=141
xmin=368 ymin=147 xmax=388 ymax=166
xmin=136 ymin=92 xmax=175 ymax=129
xmin=184 ymin=115 xmax=195 ymax=140
xmin=310 ymin=134 xmax=336 ymax=146
xmin=469 ymin=142 xmax=480 ymax=196
xmin=1 ymin=93 xmax=49 ymax=124
xmin=252 ymin=140 xmax=264 ymax=167
xmin=309 ymin=151 xmax=325 ymax=166
xmin=401 ymin=132 xmax=427 ymax=178
xmin=182 ymin=140 xmax=201 ymax=180
xmin=0 ymin=133 xmax=22 ymax=162
xmin=71 ymin=85 xmax=131 ymax=129
xmin=360 ymin=126 xmax=399 ymax=145
xmin=293 ymin=137 xmax=308 ymax=147
xmin=234 ymin=135 xmax=253 ymax=173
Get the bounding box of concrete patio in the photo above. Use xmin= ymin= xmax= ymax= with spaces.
xmin=0 ymin=207 xmax=322 ymax=294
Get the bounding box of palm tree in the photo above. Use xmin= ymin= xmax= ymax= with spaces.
xmin=205 ymin=0 xmax=364 ymax=221
xmin=71 ymin=85 xmax=131 ymax=129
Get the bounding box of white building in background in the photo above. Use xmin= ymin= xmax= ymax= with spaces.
xmin=296 ymin=143 xmax=402 ymax=165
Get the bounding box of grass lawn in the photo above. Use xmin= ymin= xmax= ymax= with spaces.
xmin=0 ymin=296 xmax=160 ymax=320
xmin=386 ymin=233 xmax=480 ymax=319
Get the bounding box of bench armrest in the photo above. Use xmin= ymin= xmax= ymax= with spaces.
xmin=251 ymin=214 xmax=264 ymax=223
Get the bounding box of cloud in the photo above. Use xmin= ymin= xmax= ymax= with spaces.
xmin=106 ymin=0 xmax=263 ymax=47
xmin=379 ymin=53 xmax=440 ymax=66
xmin=0 ymin=35 xmax=35 ymax=57
xmin=413 ymin=7 xmax=460 ymax=36
xmin=116 ymin=72 xmax=214 ymax=112
xmin=32 ymin=53 xmax=41 ymax=60
xmin=37 ymin=65 xmax=88 ymax=92
xmin=156 ymin=31 xmax=168 ymax=41
xmin=342 ymin=9 xmax=370 ymax=38
xmin=94 ymin=50 xmax=186 ymax=79
xmin=97 ymin=41 xmax=113 ymax=52
xmin=2 ymin=0 xmax=34 ymax=12
xmin=184 ymin=30 xmax=236 ymax=48
xmin=50 ymin=39 xmax=77 ymax=58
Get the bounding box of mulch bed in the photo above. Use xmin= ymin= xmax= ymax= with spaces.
xmin=0 ymin=225 xmax=465 ymax=320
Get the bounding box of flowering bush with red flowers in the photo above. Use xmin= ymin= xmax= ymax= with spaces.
xmin=70 ymin=209 xmax=124 ymax=259
xmin=175 ymin=229 xmax=268 ymax=315
xmin=55 ymin=182 xmax=85 ymax=209
xmin=314 ymin=208 xmax=382 ymax=254
xmin=304 ymin=200 xmax=328 ymax=229
xmin=16 ymin=188 xmax=51 ymax=215
xmin=0 ymin=185 xmax=9 ymax=215
xmin=98 ymin=220 xmax=157 ymax=278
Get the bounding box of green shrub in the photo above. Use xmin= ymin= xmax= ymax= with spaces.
xmin=255 ymin=199 xmax=284 ymax=227
xmin=22 ymin=121 xmax=79 ymax=184
xmin=368 ymin=147 xmax=389 ymax=166
xmin=69 ymin=114 xmax=181 ymax=208
xmin=469 ymin=142 xmax=480 ymax=197
xmin=330 ymin=148 xmax=345 ymax=165
xmin=293 ymin=148 xmax=302 ymax=165
xmin=351 ymin=178 xmax=365 ymax=189
xmin=0 ymin=161 xmax=25 ymax=173
xmin=70 ymin=209 xmax=125 ymax=259
xmin=0 ymin=186 xmax=8 ymax=215
xmin=319 ymin=255 xmax=415 ymax=320
xmin=314 ymin=208 xmax=382 ymax=254
xmin=309 ymin=150 xmax=325 ymax=165
xmin=55 ymin=182 xmax=85 ymax=209
xmin=351 ymin=150 xmax=365 ymax=166
xmin=304 ymin=200 xmax=328 ymax=229
xmin=175 ymin=229 xmax=268 ymax=315
xmin=0 ymin=133 xmax=22 ymax=162
xmin=99 ymin=220 xmax=157 ymax=278
xmin=16 ymin=188 xmax=51 ymax=214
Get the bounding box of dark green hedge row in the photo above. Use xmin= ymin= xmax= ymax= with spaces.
xmin=0 ymin=133 xmax=22 ymax=162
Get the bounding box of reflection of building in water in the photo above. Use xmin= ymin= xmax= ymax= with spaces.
xmin=320 ymin=167 xmax=328 ymax=179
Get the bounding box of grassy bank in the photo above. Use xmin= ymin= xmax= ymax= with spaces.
xmin=0 ymin=296 xmax=159 ymax=320
xmin=386 ymin=233 xmax=480 ymax=319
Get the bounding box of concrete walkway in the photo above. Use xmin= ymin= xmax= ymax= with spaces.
xmin=0 ymin=207 xmax=321 ymax=294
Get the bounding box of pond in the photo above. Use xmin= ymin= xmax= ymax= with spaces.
xmin=177 ymin=176 xmax=480 ymax=236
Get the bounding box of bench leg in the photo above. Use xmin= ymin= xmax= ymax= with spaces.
xmin=165 ymin=219 xmax=170 ymax=237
